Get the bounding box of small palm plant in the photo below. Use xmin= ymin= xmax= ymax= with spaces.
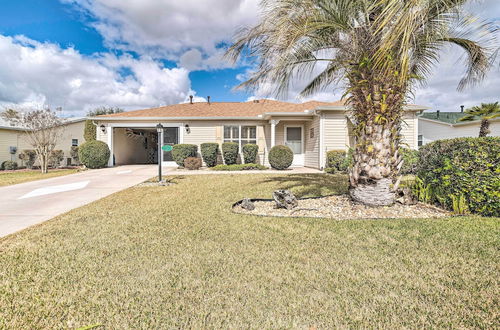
xmin=459 ymin=102 xmax=500 ymax=137
xmin=227 ymin=0 xmax=497 ymax=206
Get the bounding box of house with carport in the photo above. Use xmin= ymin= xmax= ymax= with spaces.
xmin=91 ymin=99 xmax=424 ymax=169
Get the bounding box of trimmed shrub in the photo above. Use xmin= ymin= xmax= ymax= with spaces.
xmin=184 ymin=157 xmax=202 ymax=170
xmin=2 ymin=160 xmax=18 ymax=170
xmin=268 ymin=145 xmax=293 ymax=170
xmin=78 ymin=140 xmax=110 ymax=169
xmin=416 ymin=137 xmax=500 ymax=216
xmin=242 ymin=144 xmax=259 ymax=164
xmin=200 ymin=143 xmax=219 ymax=167
xmin=326 ymin=150 xmax=348 ymax=173
xmin=172 ymin=144 xmax=198 ymax=167
xmin=400 ymin=148 xmax=419 ymax=175
xmin=49 ymin=150 xmax=64 ymax=168
xmin=211 ymin=163 xmax=268 ymax=171
xmin=18 ymin=149 xmax=37 ymax=169
xmin=222 ymin=142 xmax=239 ymax=165
xmin=84 ymin=120 xmax=97 ymax=141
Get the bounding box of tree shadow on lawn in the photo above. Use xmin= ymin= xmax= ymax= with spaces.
xmin=259 ymin=174 xmax=349 ymax=198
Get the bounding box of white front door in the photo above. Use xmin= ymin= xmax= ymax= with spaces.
xmin=285 ymin=126 xmax=304 ymax=167
xmin=161 ymin=127 xmax=180 ymax=167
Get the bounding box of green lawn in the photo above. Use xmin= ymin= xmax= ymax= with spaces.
xmin=0 ymin=168 xmax=80 ymax=186
xmin=0 ymin=174 xmax=498 ymax=328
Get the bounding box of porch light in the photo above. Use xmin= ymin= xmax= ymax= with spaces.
xmin=185 ymin=124 xmax=190 ymax=134
xmin=100 ymin=124 xmax=106 ymax=134
xmin=156 ymin=123 xmax=164 ymax=182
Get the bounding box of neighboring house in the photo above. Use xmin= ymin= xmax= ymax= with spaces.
xmin=418 ymin=111 xmax=500 ymax=147
xmin=91 ymin=99 xmax=424 ymax=169
xmin=0 ymin=118 xmax=86 ymax=166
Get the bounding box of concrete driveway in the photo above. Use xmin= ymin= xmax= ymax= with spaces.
xmin=0 ymin=165 xmax=157 ymax=238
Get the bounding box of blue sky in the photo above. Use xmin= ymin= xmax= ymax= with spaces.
xmin=0 ymin=0 xmax=498 ymax=116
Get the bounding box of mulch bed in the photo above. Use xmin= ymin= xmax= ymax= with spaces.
xmin=233 ymin=195 xmax=450 ymax=219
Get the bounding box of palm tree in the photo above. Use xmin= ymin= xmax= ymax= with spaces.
xmin=459 ymin=102 xmax=500 ymax=137
xmin=226 ymin=0 xmax=497 ymax=206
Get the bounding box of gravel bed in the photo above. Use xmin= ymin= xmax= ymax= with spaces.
xmin=234 ymin=195 xmax=450 ymax=219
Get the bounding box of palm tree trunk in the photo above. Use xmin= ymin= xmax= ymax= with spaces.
xmin=479 ymin=119 xmax=490 ymax=137
xmin=349 ymin=121 xmax=401 ymax=206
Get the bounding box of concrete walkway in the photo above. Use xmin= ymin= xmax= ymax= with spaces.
xmin=0 ymin=165 xmax=156 ymax=238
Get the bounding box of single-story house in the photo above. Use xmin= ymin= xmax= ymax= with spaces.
xmin=0 ymin=118 xmax=86 ymax=166
xmin=418 ymin=110 xmax=500 ymax=147
xmin=92 ymin=99 xmax=424 ymax=169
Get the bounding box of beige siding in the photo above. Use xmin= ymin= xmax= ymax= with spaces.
xmin=183 ymin=121 xmax=217 ymax=146
xmin=324 ymin=112 xmax=348 ymax=151
xmin=401 ymin=112 xmax=417 ymax=149
xmin=0 ymin=129 xmax=22 ymax=163
xmin=304 ymin=117 xmax=320 ymax=168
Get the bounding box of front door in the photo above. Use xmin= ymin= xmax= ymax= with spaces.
xmin=161 ymin=127 xmax=179 ymax=166
xmin=285 ymin=126 xmax=304 ymax=166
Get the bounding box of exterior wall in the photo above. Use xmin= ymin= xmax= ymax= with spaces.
xmin=304 ymin=117 xmax=320 ymax=168
xmin=418 ymin=118 xmax=500 ymax=146
xmin=0 ymin=121 xmax=85 ymax=166
xmin=401 ymin=112 xmax=417 ymax=149
xmin=324 ymin=112 xmax=349 ymax=151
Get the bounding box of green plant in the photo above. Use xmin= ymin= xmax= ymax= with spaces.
xmin=450 ymin=194 xmax=469 ymax=215
xmin=268 ymin=145 xmax=293 ymax=170
xmin=416 ymin=137 xmax=500 ymax=216
xmin=459 ymin=102 xmax=500 ymax=137
xmin=2 ymin=160 xmax=18 ymax=171
xmin=242 ymin=144 xmax=259 ymax=164
xmin=49 ymin=150 xmax=64 ymax=168
xmin=184 ymin=157 xmax=202 ymax=170
xmin=326 ymin=150 xmax=349 ymax=173
xmin=222 ymin=142 xmax=239 ymax=165
xmin=84 ymin=120 xmax=97 ymax=141
xmin=18 ymin=150 xmax=37 ymax=169
xmin=411 ymin=176 xmax=432 ymax=204
xmin=211 ymin=163 xmax=268 ymax=171
xmin=200 ymin=143 xmax=219 ymax=167
xmin=70 ymin=146 xmax=79 ymax=164
xmin=78 ymin=140 xmax=110 ymax=169
xmin=172 ymin=144 xmax=198 ymax=167
xmin=400 ymin=148 xmax=419 ymax=175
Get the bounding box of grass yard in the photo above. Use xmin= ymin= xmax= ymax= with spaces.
xmin=0 ymin=168 xmax=80 ymax=186
xmin=0 ymin=174 xmax=498 ymax=328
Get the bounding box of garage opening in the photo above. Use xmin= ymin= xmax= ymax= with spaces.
xmin=113 ymin=128 xmax=159 ymax=165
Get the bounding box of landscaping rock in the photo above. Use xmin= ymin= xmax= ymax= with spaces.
xmin=395 ymin=187 xmax=417 ymax=205
xmin=240 ymin=198 xmax=255 ymax=211
xmin=273 ymin=189 xmax=298 ymax=209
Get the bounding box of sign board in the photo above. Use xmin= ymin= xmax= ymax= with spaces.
xmin=161 ymin=145 xmax=173 ymax=152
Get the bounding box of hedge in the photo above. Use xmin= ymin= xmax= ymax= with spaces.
xmin=49 ymin=150 xmax=64 ymax=168
xmin=400 ymin=148 xmax=419 ymax=175
xmin=416 ymin=137 xmax=499 ymax=216
xmin=78 ymin=140 xmax=110 ymax=169
xmin=242 ymin=144 xmax=259 ymax=164
xmin=200 ymin=143 xmax=219 ymax=167
xmin=1 ymin=160 xmax=18 ymax=170
xmin=172 ymin=144 xmax=197 ymax=167
xmin=268 ymin=145 xmax=293 ymax=170
xmin=211 ymin=163 xmax=267 ymax=171
xmin=18 ymin=149 xmax=37 ymax=169
xmin=222 ymin=142 xmax=239 ymax=165
xmin=84 ymin=120 xmax=97 ymax=141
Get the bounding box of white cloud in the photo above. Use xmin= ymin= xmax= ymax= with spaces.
xmin=62 ymin=0 xmax=259 ymax=69
xmin=0 ymin=34 xmax=196 ymax=115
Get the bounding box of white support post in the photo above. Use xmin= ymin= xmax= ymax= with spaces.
xmin=270 ymin=119 xmax=280 ymax=148
xmin=107 ymin=125 xmax=113 ymax=167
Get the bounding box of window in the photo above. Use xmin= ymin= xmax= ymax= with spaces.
xmin=72 ymin=139 xmax=78 ymax=146
xmin=224 ymin=125 xmax=257 ymax=147
xmin=418 ymin=135 xmax=423 ymax=147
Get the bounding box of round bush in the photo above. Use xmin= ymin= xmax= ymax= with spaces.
xmin=184 ymin=157 xmax=202 ymax=170
xmin=78 ymin=140 xmax=110 ymax=169
xmin=242 ymin=144 xmax=259 ymax=164
xmin=416 ymin=137 xmax=499 ymax=216
xmin=222 ymin=142 xmax=239 ymax=165
xmin=2 ymin=160 xmax=18 ymax=170
xmin=268 ymin=145 xmax=293 ymax=170
xmin=200 ymin=143 xmax=219 ymax=167
xmin=172 ymin=144 xmax=198 ymax=167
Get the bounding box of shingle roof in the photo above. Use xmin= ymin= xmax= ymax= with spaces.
xmin=419 ymin=111 xmax=473 ymax=124
xmin=98 ymin=99 xmax=345 ymax=118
